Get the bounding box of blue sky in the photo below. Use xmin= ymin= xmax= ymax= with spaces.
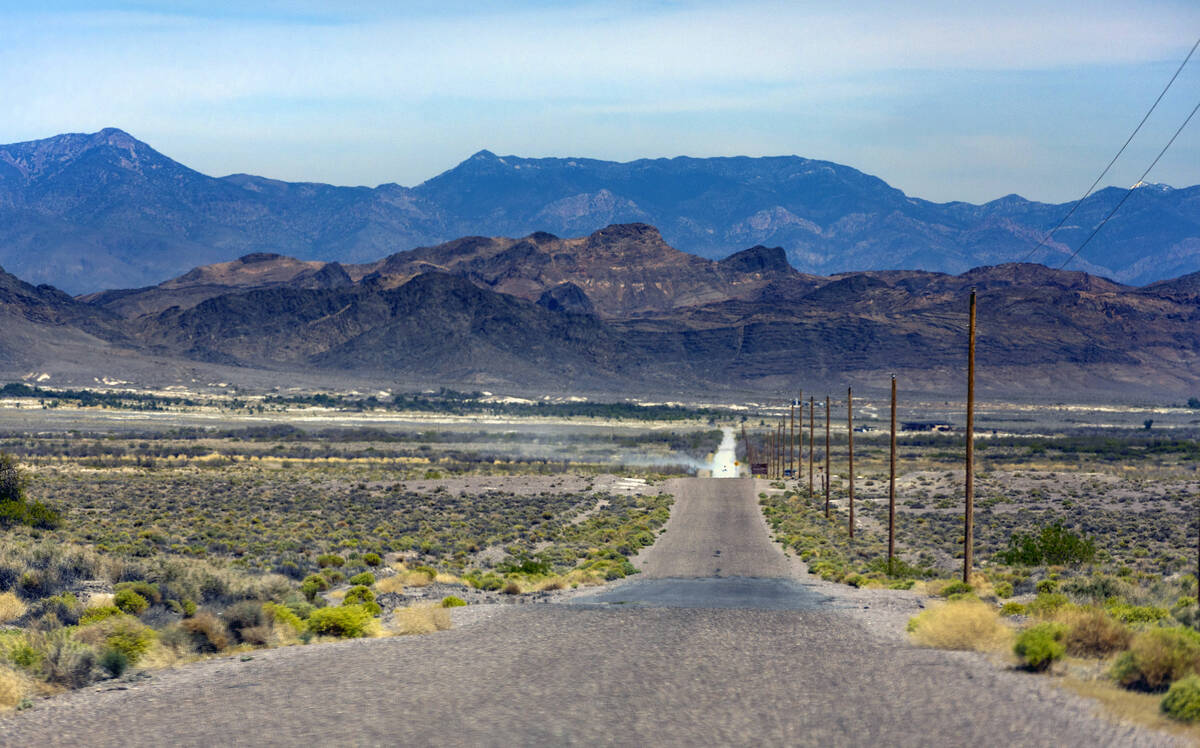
xmin=1 ymin=1 xmax=1198 ymax=203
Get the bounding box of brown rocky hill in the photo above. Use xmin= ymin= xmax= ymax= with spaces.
xmin=356 ymin=223 xmax=802 ymax=317
xmin=0 ymin=224 xmax=1198 ymax=399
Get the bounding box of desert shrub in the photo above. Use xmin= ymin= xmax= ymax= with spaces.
xmin=0 ymin=666 xmax=25 ymax=710
xmin=300 ymin=574 xmax=330 ymax=601
xmin=40 ymin=633 xmax=99 ymax=688
xmin=221 ymin=600 xmax=266 ymax=644
xmin=1063 ymin=574 xmax=1123 ymax=601
xmin=1026 ymin=593 xmax=1071 ymax=617
xmin=995 ymin=522 xmax=1095 ymax=566
xmin=348 ymin=572 xmax=375 ymax=587
xmin=28 ymin=593 xmax=83 ymax=627
xmin=114 ymin=580 xmax=162 ymax=605
xmin=1001 ymin=602 xmax=1026 ymax=616
xmin=76 ymin=615 xmax=156 ymax=667
xmin=180 ymin=612 xmax=230 ymax=653
xmin=100 ymin=648 xmax=129 ymax=678
xmin=363 ymin=553 xmax=382 ymax=567
xmin=316 ymin=554 xmax=345 ymax=569
xmin=1015 ymin=623 xmax=1067 ymax=671
xmin=1036 ymin=579 xmax=1058 ymax=595
xmin=342 ymin=585 xmax=375 ymax=606
xmin=1162 ymin=675 xmax=1200 ymax=723
xmin=888 ymin=579 xmax=915 ymax=590
xmin=907 ymin=600 xmax=1011 ymax=651
xmin=0 ymin=453 xmax=61 ymax=530
xmin=441 ymin=596 xmax=466 ymax=608
xmin=1106 ymin=602 xmax=1170 ymax=625
xmin=1061 ymin=607 xmax=1132 ymax=657
xmin=1112 ymin=627 xmax=1200 ymax=691
xmin=80 ymin=605 xmax=124 ymax=625
xmin=263 ymin=602 xmax=305 ymax=635
xmin=393 ymin=605 xmax=451 ymax=635
xmin=0 ymin=592 xmax=26 ymax=624
xmin=113 ymin=589 xmax=149 ymax=616
xmin=993 ymin=582 xmax=1014 ymax=599
xmin=307 ymin=605 xmax=372 ymax=638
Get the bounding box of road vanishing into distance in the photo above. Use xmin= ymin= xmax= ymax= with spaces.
xmin=1 ymin=477 xmax=1176 ymax=747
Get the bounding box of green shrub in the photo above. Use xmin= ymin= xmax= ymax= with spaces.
xmin=316 ymin=554 xmax=345 ymax=568
xmin=100 ymin=648 xmax=129 ymax=678
xmin=103 ymin=618 xmax=156 ymax=664
xmin=348 ymin=572 xmax=375 ymax=587
xmin=1106 ymin=602 xmax=1170 ymax=624
xmin=1015 ymin=622 xmax=1068 ymax=671
xmin=343 ymin=585 xmax=375 ymax=606
xmin=1036 ymin=579 xmax=1058 ymax=595
xmin=993 ymin=582 xmax=1014 ymax=599
xmin=300 ymin=574 xmax=330 ymax=602
xmin=263 ymin=602 xmax=305 ymax=634
xmin=887 ymin=579 xmax=915 ymax=590
xmin=1162 ymin=675 xmax=1200 ymax=722
xmin=113 ymin=589 xmax=149 ymax=616
xmin=1000 ymin=602 xmax=1026 ymax=616
xmin=995 ymin=522 xmax=1095 ymax=566
xmin=441 ymin=596 xmax=466 ymax=608
xmin=307 ymin=605 xmax=373 ymax=638
xmin=363 ymin=553 xmax=382 ymax=567
xmin=1026 ymin=593 xmax=1071 ymax=617
xmin=0 ymin=453 xmax=62 ymax=530
xmin=114 ymin=581 xmax=162 ymax=605
xmin=939 ymin=581 xmax=974 ymax=597
xmin=1112 ymin=627 xmax=1200 ymax=691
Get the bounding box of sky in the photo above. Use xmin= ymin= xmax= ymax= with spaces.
xmin=1 ymin=1 xmax=1198 ymax=204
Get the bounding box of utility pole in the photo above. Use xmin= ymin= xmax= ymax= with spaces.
xmin=963 ymin=289 xmax=976 ymax=584
xmin=806 ymin=396 xmax=816 ymax=499
xmin=789 ymin=399 xmax=796 ymax=480
xmin=847 ymin=386 xmax=855 ymax=539
xmin=796 ymin=391 xmax=802 ymax=482
xmin=889 ymin=374 xmax=897 ymax=575
xmin=824 ymin=395 xmax=831 ymax=518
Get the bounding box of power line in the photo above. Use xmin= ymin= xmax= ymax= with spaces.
xmin=1060 ymin=94 xmax=1200 ymax=271
xmin=1020 ymin=35 xmax=1200 ymax=264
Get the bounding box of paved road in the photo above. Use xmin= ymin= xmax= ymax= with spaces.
xmin=1 ymin=478 xmax=1175 ymax=746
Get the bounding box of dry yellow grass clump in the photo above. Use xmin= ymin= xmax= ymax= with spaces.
xmin=392 ymin=605 xmax=451 ymax=636
xmin=0 ymin=591 xmax=26 ymax=624
xmin=908 ymin=599 xmax=1013 ymax=652
xmin=0 ymin=666 xmax=27 ymax=711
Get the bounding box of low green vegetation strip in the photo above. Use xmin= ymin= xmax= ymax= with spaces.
xmin=761 ymin=484 xmax=1200 ymax=726
xmin=0 ymin=452 xmax=672 ymax=710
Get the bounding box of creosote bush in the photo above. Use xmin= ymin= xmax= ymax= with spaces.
xmin=308 ymin=604 xmax=373 ymax=638
xmin=1162 ymin=675 xmax=1200 ymax=723
xmin=907 ymin=600 xmax=1011 ymax=652
xmin=441 ymin=596 xmax=466 ymax=608
xmin=1112 ymin=627 xmax=1200 ymax=692
xmin=113 ymin=589 xmax=149 ymax=616
xmin=1058 ymin=607 xmax=1131 ymax=657
xmin=1015 ymin=623 xmax=1067 ymax=671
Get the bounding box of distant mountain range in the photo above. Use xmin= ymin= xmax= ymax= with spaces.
xmin=1 ymin=128 xmax=1198 ymax=294
xmin=2 ymin=223 xmax=1199 ymax=400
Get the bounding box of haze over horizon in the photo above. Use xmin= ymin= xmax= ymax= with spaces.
xmin=2 ymin=1 xmax=1198 ymax=205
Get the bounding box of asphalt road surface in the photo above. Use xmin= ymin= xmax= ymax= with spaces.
xmin=1 ymin=478 xmax=1176 ymax=746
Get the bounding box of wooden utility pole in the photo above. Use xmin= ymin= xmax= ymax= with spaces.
xmin=779 ymin=421 xmax=786 ymax=479
xmin=789 ymin=400 xmax=796 ymax=479
xmin=796 ymin=391 xmax=802 ymax=481
xmin=889 ymin=374 xmax=897 ymax=574
xmin=963 ymin=289 xmax=976 ymax=584
xmin=847 ymin=386 xmax=855 ymax=539
xmin=824 ymin=395 xmax=831 ymax=518
xmin=811 ymin=396 xmax=820 ymax=499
